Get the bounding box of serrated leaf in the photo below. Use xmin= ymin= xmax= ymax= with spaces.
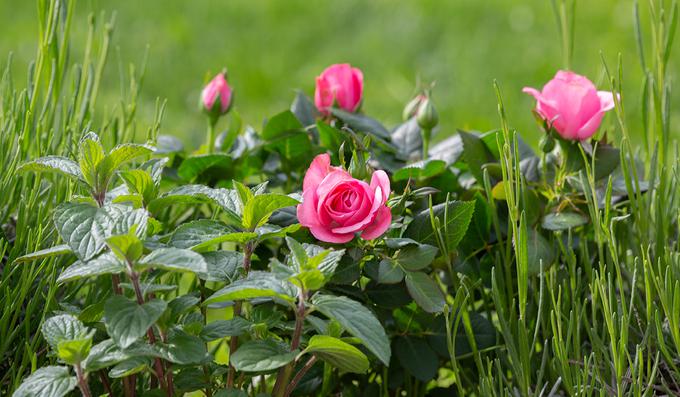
xmin=391 ymin=118 xmax=422 ymax=160
xmin=108 ymin=357 xmax=151 ymax=378
xmin=394 ymin=336 xmax=438 ymax=381
xmin=393 ymin=159 xmax=447 ymax=181
xmin=104 ymin=296 xmax=167 ymax=349
xmin=156 ymin=330 xmax=208 ymax=364
xmin=291 ymin=91 xmax=319 ymax=127
xmin=262 ymin=110 xmax=303 ymax=139
xmin=376 ymin=259 xmax=404 ymax=284
xmin=311 ymin=294 xmax=390 ymax=365
xmin=137 ymin=247 xmax=207 ymax=274
xmin=404 ymin=271 xmax=445 ymax=313
xmin=17 ymin=156 xmax=84 ymax=181
xmin=459 ymin=130 xmax=496 ymax=182
xmin=148 ymin=185 xmax=241 ymax=223
xmin=230 ymin=339 xmax=298 ymax=372
xmin=57 ymin=252 xmax=126 ymax=283
xmin=205 ymin=271 xmax=296 ymax=305
xmin=200 ymin=318 xmax=252 ymax=341
xmin=169 ymin=219 xmax=257 ymax=251
xmin=42 ymin=315 xmax=88 ymax=350
xmin=79 ymin=132 xmax=106 ymax=189
xmin=396 ymin=244 xmax=438 ymax=271
xmin=303 ymin=335 xmax=369 ymax=373
xmin=178 ymin=153 xmax=232 ymax=180
xmin=83 ymin=339 xmax=129 ymax=371
xmin=330 ymin=108 xmax=390 ymax=139
xmin=13 ymin=366 xmax=77 ymax=397
xmin=405 ymin=200 xmax=475 ymax=252
xmin=242 ymin=194 xmax=299 ymax=229
xmin=13 ymin=244 xmax=72 ymax=264
xmin=199 ymin=251 xmax=243 ymax=282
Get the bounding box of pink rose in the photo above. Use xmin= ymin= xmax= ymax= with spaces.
xmin=297 ymin=154 xmax=391 ymax=243
xmin=314 ymin=63 xmax=364 ymax=115
xmin=523 ymin=70 xmax=615 ymax=141
xmin=202 ymin=72 xmax=233 ymax=114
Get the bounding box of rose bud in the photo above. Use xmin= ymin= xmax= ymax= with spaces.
xmin=403 ymin=94 xmax=426 ymax=121
xmin=314 ymin=63 xmax=364 ymax=115
xmin=297 ymin=154 xmax=392 ymax=244
xmin=416 ymin=96 xmax=438 ymax=130
xmin=201 ymin=72 xmax=233 ymax=117
xmin=523 ymin=70 xmax=615 ymax=141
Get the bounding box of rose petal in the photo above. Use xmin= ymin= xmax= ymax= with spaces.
xmin=331 ymin=186 xmax=383 ymax=234
xmin=303 ymin=154 xmax=333 ymax=193
xmin=361 ymin=206 xmax=392 ymax=240
xmin=308 ymin=224 xmax=355 ymax=244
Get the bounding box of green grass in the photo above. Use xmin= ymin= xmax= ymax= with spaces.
xmin=1 ymin=0 xmax=674 ymax=147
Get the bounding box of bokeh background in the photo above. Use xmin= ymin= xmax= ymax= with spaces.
xmin=0 ymin=0 xmax=671 ymax=147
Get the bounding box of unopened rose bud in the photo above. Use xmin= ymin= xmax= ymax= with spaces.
xmin=416 ymin=96 xmax=438 ymax=130
xmin=402 ymin=94 xmax=426 ymax=121
xmin=201 ymin=72 xmax=233 ymax=117
xmin=540 ymin=134 xmax=555 ymax=153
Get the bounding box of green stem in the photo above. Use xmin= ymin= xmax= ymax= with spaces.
xmin=421 ymin=127 xmax=431 ymax=160
xmin=75 ymin=363 xmax=92 ymax=397
xmin=207 ymin=119 xmax=216 ymax=153
xmin=272 ymin=288 xmax=307 ymax=397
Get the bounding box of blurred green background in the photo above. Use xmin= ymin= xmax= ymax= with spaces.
xmin=0 ymin=0 xmax=671 ymax=147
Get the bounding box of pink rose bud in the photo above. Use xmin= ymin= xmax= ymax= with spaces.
xmin=523 ymin=70 xmax=615 ymax=141
xmin=201 ymin=72 xmax=233 ymax=115
xmin=314 ymin=63 xmax=364 ymax=115
xmin=297 ymin=154 xmax=392 ymax=244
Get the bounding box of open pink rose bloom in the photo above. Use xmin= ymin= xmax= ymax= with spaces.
xmin=523 ymin=70 xmax=615 ymax=141
xmin=314 ymin=63 xmax=364 ymax=115
xmin=297 ymin=154 xmax=392 ymax=243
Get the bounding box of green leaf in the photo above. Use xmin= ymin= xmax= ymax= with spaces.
xmin=119 ymin=169 xmax=156 ymax=204
xmin=137 ymin=247 xmax=208 ymax=274
xmin=200 ymin=318 xmax=252 ymax=341
xmin=317 ymin=121 xmax=346 ymax=152
xmin=394 ymin=336 xmax=438 ymax=381
xmin=106 ymin=232 xmax=143 ymax=262
xmin=17 ymin=156 xmax=84 ymax=182
xmin=289 ymin=269 xmax=325 ymax=291
xmin=396 ymin=244 xmax=438 ymax=271
xmin=13 ymin=244 xmax=72 ymax=264
xmin=541 ymin=212 xmax=588 ymax=231
xmin=148 ymin=185 xmax=241 ymax=224
xmin=156 ymin=330 xmax=208 ymax=364
xmin=78 ymin=132 xmax=106 ymax=189
xmin=291 ymin=91 xmax=319 ymax=127
xmin=391 ymin=118 xmax=422 ymax=160
xmin=459 ymin=130 xmax=495 ymax=182
xmin=392 ymin=159 xmax=447 ymax=182
xmin=330 ymin=108 xmax=390 ymax=139
xmin=262 ymin=110 xmax=303 ymax=139
xmin=303 ymin=335 xmax=369 ymax=374
xmin=13 ymin=366 xmax=77 ymax=397
xmin=57 ymin=337 xmax=93 ymax=366
xmin=106 ymin=143 xmax=154 ymax=170
xmin=526 ymin=229 xmax=554 ymax=275
xmin=178 ymin=153 xmax=232 ymax=180
xmin=42 ymin=315 xmax=93 ymax=365
xmin=593 ymin=144 xmax=620 ymax=180
xmin=405 ymin=200 xmax=475 ymax=252
xmin=376 ymin=259 xmax=404 ymax=284
xmin=205 ymin=271 xmax=296 ymax=305
xmin=242 ymin=194 xmax=299 ymax=229
xmin=459 ymin=193 xmax=492 ymax=253
xmin=230 ymin=339 xmax=298 ymax=372
xmin=83 ymin=339 xmax=129 ymax=371
xmin=404 ymin=271 xmax=445 ymax=313
xmin=199 ymin=251 xmax=243 ymax=282
xmin=108 ymin=357 xmax=151 ymax=378
xmin=233 ymin=180 xmax=254 ymax=207
xmin=311 ymin=294 xmax=391 ymax=365
xmin=214 ymin=390 xmax=248 ymax=397
xmin=286 ymin=236 xmax=309 ymax=269
xmin=169 ymin=219 xmax=257 ymax=251
xmin=57 ymin=252 xmax=126 ymax=283
xmin=104 ymin=295 xmax=167 ymax=348
xmin=255 ymin=224 xmax=301 ymax=241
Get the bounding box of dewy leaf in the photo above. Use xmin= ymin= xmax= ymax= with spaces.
xmin=200 ymin=318 xmax=252 ymax=341
xmin=303 ymin=335 xmax=369 ymax=374
xmin=242 ymin=194 xmax=300 ymax=229
xmin=199 ymin=251 xmax=243 ymax=282
xmin=104 ymin=295 xmax=167 ymax=349
xmin=13 ymin=366 xmax=77 ymax=397
xmin=405 ymin=200 xmax=475 ymax=252
xmin=230 ymin=339 xmax=298 ymax=372
xmin=311 ymin=294 xmax=391 ymax=365
xmin=57 ymin=252 xmax=126 ymax=283
xmin=404 ymin=271 xmax=446 ymax=313
xmin=178 ymin=153 xmax=232 ymax=181
xmin=137 ymin=247 xmax=208 ymax=274
xmin=541 ymin=212 xmax=588 ymax=231
xmin=169 ymin=219 xmax=257 ymax=251
xmin=205 ymin=271 xmax=296 ymax=306
xmin=17 ymin=156 xmax=84 ymax=182
xmin=13 ymin=244 xmax=72 ymax=264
